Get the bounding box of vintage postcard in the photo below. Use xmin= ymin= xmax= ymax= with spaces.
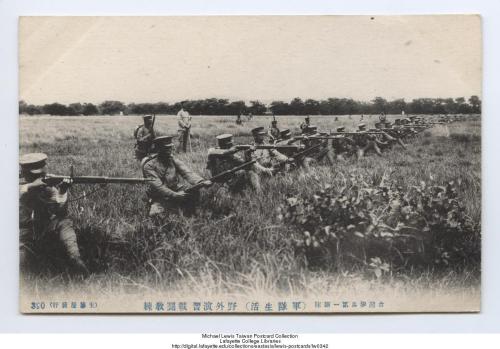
xmin=19 ymin=15 xmax=481 ymax=313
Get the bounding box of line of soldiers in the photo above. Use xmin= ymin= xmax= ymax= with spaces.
xmin=19 ymin=113 xmax=443 ymax=276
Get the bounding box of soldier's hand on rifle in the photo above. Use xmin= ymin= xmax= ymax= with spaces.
xmin=201 ymin=180 xmax=213 ymax=188
xmin=29 ymin=177 xmax=47 ymax=190
xmin=173 ymin=190 xmax=189 ymax=201
xmin=58 ymin=178 xmax=73 ymax=192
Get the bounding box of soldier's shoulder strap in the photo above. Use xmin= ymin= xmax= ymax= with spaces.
xmin=141 ymin=153 xmax=158 ymax=169
xmin=133 ymin=124 xmax=143 ymax=138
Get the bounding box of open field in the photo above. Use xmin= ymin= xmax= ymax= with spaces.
xmin=19 ymin=114 xmax=481 ymax=312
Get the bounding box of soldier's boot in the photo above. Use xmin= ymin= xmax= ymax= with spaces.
xmin=58 ymin=218 xmax=89 ymax=277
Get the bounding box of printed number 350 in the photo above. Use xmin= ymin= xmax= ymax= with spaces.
xmin=31 ymin=302 xmax=45 ymax=310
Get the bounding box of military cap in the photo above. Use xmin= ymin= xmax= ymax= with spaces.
xmin=280 ymin=129 xmax=292 ymax=139
xmin=271 ymin=119 xmax=277 ymax=124
xmin=336 ymin=126 xmax=345 ymax=132
xmin=409 ymin=115 xmax=416 ymax=120
xmin=358 ymin=123 xmax=366 ymax=130
xmin=20 ymin=153 xmax=48 ymax=174
xmin=374 ymin=122 xmax=382 ymax=129
xmin=305 ymin=125 xmax=318 ymax=134
xmin=305 ymin=115 xmax=310 ymax=120
xmin=153 ymin=136 xmax=174 ymax=147
xmin=251 ymin=127 xmax=266 ymax=136
xmin=216 ymin=134 xmax=234 ymax=147
xmin=143 ymin=115 xmax=153 ymax=121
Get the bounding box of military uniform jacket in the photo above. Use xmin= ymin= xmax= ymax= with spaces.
xmin=268 ymin=127 xmax=280 ymax=141
xmin=19 ymin=178 xmax=68 ymax=229
xmin=142 ymin=155 xmax=203 ymax=201
xmin=275 ymin=139 xmax=300 ymax=157
xmin=207 ymin=148 xmax=269 ymax=178
xmin=251 ymin=142 xmax=288 ymax=167
xmin=134 ymin=125 xmax=155 ymax=152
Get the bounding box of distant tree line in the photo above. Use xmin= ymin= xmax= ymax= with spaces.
xmin=19 ymin=96 xmax=481 ymax=116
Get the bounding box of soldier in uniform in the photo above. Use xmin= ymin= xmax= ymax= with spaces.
xmin=142 ymin=136 xmax=212 ymax=217
xmin=206 ymin=134 xmax=273 ymax=192
xmin=133 ymin=115 xmax=156 ymax=161
xmin=250 ymin=126 xmax=290 ymax=171
xmin=268 ymin=119 xmax=281 ymax=142
xmin=331 ymin=126 xmax=354 ymax=161
xmin=275 ymin=129 xmax=300 ymax=155
xmin=354 ymin=123 xmax=382 ymax=159
xmin=19 ymin=153 xmax=89 ymax=276
xmin=177 ymin=103 xmax=191 ymax=153
xmin=299 ymin=116 xmax=311 ymax=134
xmin=300 ymin=125 xmax=335 ymax=169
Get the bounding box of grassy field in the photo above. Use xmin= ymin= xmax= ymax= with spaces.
xmin=18 ymin=114 xmax=481 ymax=311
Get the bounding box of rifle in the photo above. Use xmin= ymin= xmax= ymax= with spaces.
xmin=43 ymin=166 xmax=152 ymax=186
xmin=234 ymin=144 xmax=302 ymax=151
xmin=289 ymin=143 xmax=322 ymax=162
xmin=184 ymin=158 xmax=259 ymax=193
xmin=329 ymin=131 xmax=386 ymax=135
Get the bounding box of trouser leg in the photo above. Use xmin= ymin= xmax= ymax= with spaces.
xmin=56 ymin=218 xmax=89 ymax=276
xmin=247 ymin=170 xmax=262 ymax=192
xmin=356 ymin=146 xmax=365 ymax=159
xmin=373 ymin=142 xmax=383 ymax=156
xmin=19 ymin=227 xmax=34 ymax=275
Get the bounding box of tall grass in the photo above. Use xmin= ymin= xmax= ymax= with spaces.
xmin=19 ymin=114 xmax=481 ymax=299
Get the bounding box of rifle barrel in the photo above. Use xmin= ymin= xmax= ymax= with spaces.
xmin=45 ymin=174 xmax=152 ymax=184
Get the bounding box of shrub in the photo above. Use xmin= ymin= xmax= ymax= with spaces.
xmin=278 ymin=175 xmax=480 ymax=278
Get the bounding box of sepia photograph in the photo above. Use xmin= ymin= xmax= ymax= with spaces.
xmin=18 ymin=15 xmax=481 ymax=313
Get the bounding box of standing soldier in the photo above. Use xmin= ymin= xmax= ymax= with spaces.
xmin=142 ymin=136 xmax=212 ymax=217
xmin=133 ymin=115 xmax=156 ymax=161
xmin=236 ymin=113 xmax=243 ymax=125
xmin=19 ymin=153 xmax=89 ymax=276
xmin=267 ymin=118 xmax=281 ymax=143
xmin=206 ymin=134 xmax=273 ymax=192
xmin=300 ymin=115 xmax=311 ymax=134
xmin=177 ymin=103 xmax=191 ymax=153
xmin=250 ymin=126 xmax=290 ymax=170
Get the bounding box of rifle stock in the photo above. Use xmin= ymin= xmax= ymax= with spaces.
xmin=185 ymin=158 xmax=259 ymax=193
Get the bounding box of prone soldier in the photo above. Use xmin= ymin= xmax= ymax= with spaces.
xmin=19 ymin=153 xmax=89 ymax=276
xmin=142 ymin=136 xmax=212 ymax=217
xmin=206 ymin=134 xmax=273 ymax=192
xmin=133 ymin=114 xmax=156 ymax=161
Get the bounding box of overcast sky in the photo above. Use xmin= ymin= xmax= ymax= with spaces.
xmin=19 ymin=15 xmax=482 ymax=104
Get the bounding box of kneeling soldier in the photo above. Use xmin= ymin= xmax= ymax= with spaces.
xmin=142 ymin=136 xmax=211 ymax=217
xmin=19 ymin=153 xmax=89 ymax=276
xmin=251 ymin=126 xmax=289 ymax=170
xmin=354 ymin=123 xmax=382 ymax=158
xmin=331 ymin=126 xmax=354 ymax=161
xmin=207 ymin=134 xmax=272 ymax=192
